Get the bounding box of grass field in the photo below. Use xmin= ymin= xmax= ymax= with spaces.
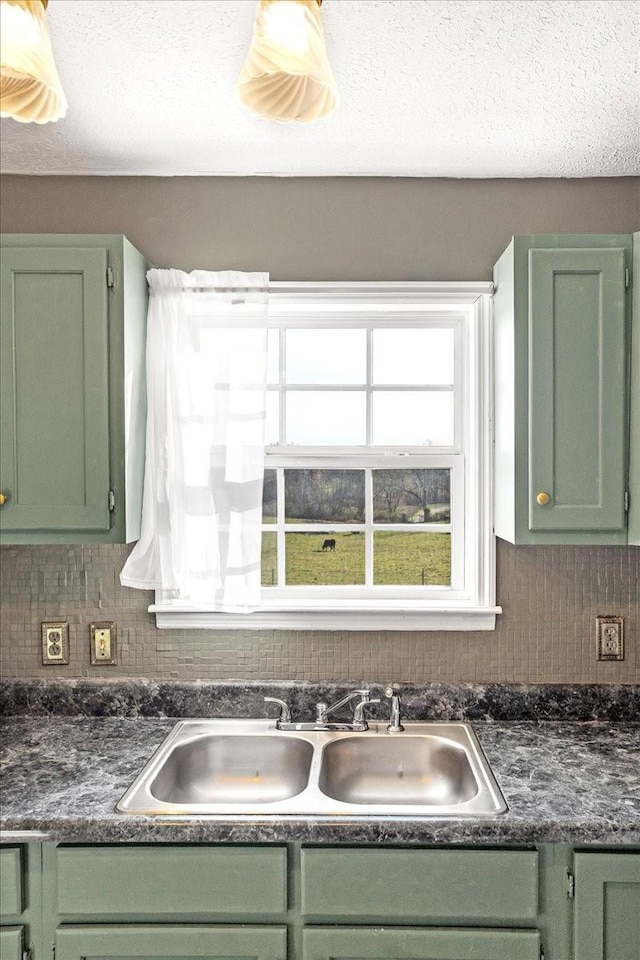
xmin=374 ymin=532 xmax=450 ymax=585
xmin=261 ymin=531 xmax=450 ymax=586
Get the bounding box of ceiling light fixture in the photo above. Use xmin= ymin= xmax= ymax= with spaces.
xmin=237 ymin=0 xmax=338 ymax=123
xmin=0 ymin=0 xmax=67 ymax=123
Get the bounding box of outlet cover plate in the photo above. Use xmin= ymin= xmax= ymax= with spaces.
xmin=41 ymin=621 xmax=69 ymax=665
xmin=596 ymin=615 xmax=624 ymax=661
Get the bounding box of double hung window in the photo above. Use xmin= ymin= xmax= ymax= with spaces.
xmin=154 ymin=282 xmax=499 ymax=630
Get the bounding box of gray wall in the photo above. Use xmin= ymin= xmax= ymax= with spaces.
xmin=3 ymin=176 xmax=638 ymax=279
xmin=1 ymin=175 xmax=638 ymax=682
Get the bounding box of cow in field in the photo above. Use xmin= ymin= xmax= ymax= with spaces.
xmin=322 ymin=538 xmax=336 ymax=552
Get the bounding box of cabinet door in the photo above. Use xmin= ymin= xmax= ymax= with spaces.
xmin=301 ymin=848 xmax=538 ymax=925
xmin=574 ymin=853 xmax=640 ymax=960
xmin=0 ymin=245 xmax=111 ymax=533
xmin=528 ymin=247 xmax=627 ymax=533
xmin=629 ymin=230 xmax=640 ymax=545
xmin=0 ymin=848 xmax=23 ymax=919
xmin=0 ymin=928 xmax=23 ymax=960
xmin=55 ymin=925 xmax=287 ymax=960
xmin=303 ymin=927 xmax=541 ymax=960
xmin=56 ymin=845 xmax=287 ymax=921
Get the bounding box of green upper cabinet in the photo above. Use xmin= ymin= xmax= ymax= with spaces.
xmin=628 ymin=232 xmax=640 ymax=546
xmin=0 ymin=235 xmax=148 ymax=544
xmin=493 ymin=235 xmax=633 ymax=545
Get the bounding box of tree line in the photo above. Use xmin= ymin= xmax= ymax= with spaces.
xmin=263 ymin=469 xmax=450 ymax=524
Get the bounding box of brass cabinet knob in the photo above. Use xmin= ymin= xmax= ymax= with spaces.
xmin=536 ymin=491 xmax=551 ymax=506
xmin=0 ymin=493 xmax=7 ymax=506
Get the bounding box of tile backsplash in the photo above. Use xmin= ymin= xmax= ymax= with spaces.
xmin=1 ymin=540 xmax=637 ymax=682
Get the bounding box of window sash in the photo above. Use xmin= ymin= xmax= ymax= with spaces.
xmin=262 ymin=455 xmax=462 ymax=592
xmin=266 ymin=314 xmax=463 ymax=451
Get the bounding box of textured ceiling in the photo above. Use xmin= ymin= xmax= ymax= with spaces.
xmin=0 ymin=0 xmax=638 ymax=177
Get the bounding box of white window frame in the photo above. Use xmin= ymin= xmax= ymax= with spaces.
xmin=152 ymin=282 xmax=501 ymax=630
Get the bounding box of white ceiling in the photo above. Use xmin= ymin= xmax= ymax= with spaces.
xmin=1 ymin=0 xmax=638 ymax=178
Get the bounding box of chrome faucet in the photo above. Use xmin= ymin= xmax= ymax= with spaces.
xmin=264 ymin=697 xmax=292 ymax=727
xmin=264 ymin=689 xmax=380 ymax=732
xmin=385 ymin=685 xmax=404 ymax=733
xmin=315 ymin=689 xmax=380 ymax=729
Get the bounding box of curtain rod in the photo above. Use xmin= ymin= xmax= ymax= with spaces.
xmin=184 ymin=281 xmax=494 ymax=296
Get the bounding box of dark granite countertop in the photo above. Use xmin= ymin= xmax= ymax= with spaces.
xmin=1 ymin=679 xmax=639 ymax=846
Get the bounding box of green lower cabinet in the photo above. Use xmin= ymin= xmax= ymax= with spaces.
xmin=0 ymin=848 xmax=23 ymax=919
xmin=302 ymin=927 xmax=541 ymax=960
xmin=574 ymin=853 xmax=640 ymax=960
xmin=54 ymin=845 xmax=287 ymax=922
xmin=0 ymin=847 xmax=29 ymax=960
xmin=300 ymin=848 xmax=538 ymax=925
xmin=54 ymin=925 xmax=287 ymax=960
xmin=4 ymin=842 xmax=640 ymax=960
xmin=0 ymin=927 xmax=24 ymax=960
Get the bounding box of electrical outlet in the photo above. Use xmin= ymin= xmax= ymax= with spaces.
xmin=596 ymin=615 xmax=624 ymax=661
xmin=41 ymin=621 xmax=69 ymax=665
xmin=90 ymin=621 xmax=117 ymax=665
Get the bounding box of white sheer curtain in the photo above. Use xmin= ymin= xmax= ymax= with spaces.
xmin=120 ymin=268 xmax=269 ymax=611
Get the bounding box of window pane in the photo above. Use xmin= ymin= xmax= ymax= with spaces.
xmin=265 ymin=390 xmax=279 ymax=444
xmin=285 ymin=470 xmax=365 ymax=523
xmin=267 ymin=329 xmax=279 ymax=384
xmin=373 ymin=532 xmax=451 ymax=585
xmin=262 ymin=469 xmax=277 ymax=523
xmin=373 ymin=328 xmax=454 ymax=384
xmin=286 ymin=392 xmax=366 ymax=445
xmin=286 ymin=532 xmax=365 ymax=585
xmin=261 ymin=532 xmax=277 ymax=586
xmin=286 ymin=329 xmax=366 ymax=384
xmin=373 ymin=391 xmax=454 ymax=446
xmin=373 ymin=469 xmax=451 ymax=523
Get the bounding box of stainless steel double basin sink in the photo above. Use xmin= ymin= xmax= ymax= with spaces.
xmin=117 ymin=720 xmax=507 ymax=817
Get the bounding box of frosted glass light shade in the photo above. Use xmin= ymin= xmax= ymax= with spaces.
xmin=0 ymin=0 xmax=67 ymax=123
xmin=237 ymin=0 xmax=338 ymax=123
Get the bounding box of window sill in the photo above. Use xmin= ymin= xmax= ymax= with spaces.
xmin=150 ymin=604 xmax=502 ymax=631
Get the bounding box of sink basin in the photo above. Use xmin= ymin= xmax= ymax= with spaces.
xmin=150 ymin=734 xmax=313 ymax=804
xmin=318 ymin=735 xmax=478 ymax=805
xmin=117 ymin=720 xmax=507 ymax=817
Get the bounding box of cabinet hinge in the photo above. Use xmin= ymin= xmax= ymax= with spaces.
xmin=108 ymin=489 xmax=116 ymax=512
xmin=567 ymin=869 xmax=575 ymax=899
xmin=624 ymin=490 xmax=630 ymax=513
xmin=22 ymin=949 xmax=32 ymax=960
xmin=540 ymin=947 xmax=546 ymax=960
xmin=106 ymin=265 xmax=115 ymax=288
xmin=625 ymin=267 xmax=630 ymax=289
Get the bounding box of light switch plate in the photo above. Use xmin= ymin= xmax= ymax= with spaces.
xmin=41 ymin=621 xmax=69 ymax=665
xmin=90 ymin=621 xmax=117 ymax=665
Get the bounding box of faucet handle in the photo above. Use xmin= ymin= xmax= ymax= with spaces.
xmin=264 ymin=697 xmax=292 ymax=726
xmin=353 ymin=697 xmax=381 ymax=724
